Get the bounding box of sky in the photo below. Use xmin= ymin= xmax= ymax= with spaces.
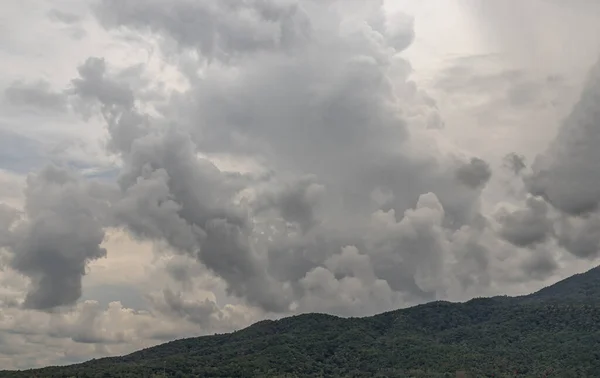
xmin=1 ymin=0 xmax=600 ymax=369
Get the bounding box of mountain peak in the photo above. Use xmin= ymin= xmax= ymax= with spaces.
xmin=525 ymin=265 xmax=600 ymax=301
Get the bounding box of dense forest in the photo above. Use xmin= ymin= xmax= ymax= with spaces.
xmin=3 ymin=267 xmax=600 ymax=377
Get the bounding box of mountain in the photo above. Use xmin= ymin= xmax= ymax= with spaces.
xmin=2 ymin=267 xmax=600 ymax=377
xmin=523 ymin=266 xmax=600 ymax=302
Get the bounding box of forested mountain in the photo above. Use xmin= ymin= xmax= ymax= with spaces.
xmin=3 ymin=267 xmax=600 ymax=377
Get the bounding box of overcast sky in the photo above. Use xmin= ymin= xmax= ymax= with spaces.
xmin=2 ymin=0 xmax=600 ymax=369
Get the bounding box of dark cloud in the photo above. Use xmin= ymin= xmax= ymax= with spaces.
xmin=70 ymin=55 xmax=290 ymax=313
xmin=265 ymin=229 xmax=350 ymax=284
xmin=145 ymin=1 xmax=480 ymax=231
xmin=165 ymin=257 xmax=201 ymax=289
xmin=4 ymin=80 xmax=66 ymax=111
xmin=71 ymin=58 xmax=134 ymax=108
xmin=455 ymin=157 xmax=492 ymax=189
xmin=496 ymin=196 xmax=553 ymax=247
xmin=253 ymin=176 xmax=324 ymax=233
xmin=555 ymin=215 xmax=600 ymax=259
xmin=146 ymin=288 xmax=255 ymax=334
xmin=6 ymin=165 xmax=113 ymax=309
xmin=0 ymin=0 xmax=539 ymax=320
xmin=521 ymin=248 xmax=558 ymax=280
xmin=153 ymin=288 xmax=219 ymax=327
xmin=499 ymin=55 xmax=600 ymax=262
xmin=503 ymin=152 xmax=526 ymax=175
xmin=6 ymin=1 xmax=600 ymax=367
xmin=526 ymin=58 xmax=600 ymax=215
xmin=58 ymin=0 xmax=503 ymax=315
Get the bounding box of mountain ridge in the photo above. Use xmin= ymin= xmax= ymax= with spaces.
xmin=2 ymin=266 xmax=600 ymax=377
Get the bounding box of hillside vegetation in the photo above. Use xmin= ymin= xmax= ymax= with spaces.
xmin=3 ymin=267 xmax=600 ymax=377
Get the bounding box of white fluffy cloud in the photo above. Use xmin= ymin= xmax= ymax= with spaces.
xmin=2 ymin=0 xmax=600 ymax=369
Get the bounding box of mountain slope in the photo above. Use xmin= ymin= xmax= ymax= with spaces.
xmin=2 ymin=268 xmax=600 ymax=377
xmin=524 ymin=265 xmax=600 ymax=302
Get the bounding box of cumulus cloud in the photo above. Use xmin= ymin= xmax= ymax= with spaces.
xmin=148 ymin=288 xmax=259 ymax=331
xmin=455 ymin=157 xmax=492 ymax=189
xmin=4 ymin=80 xmax=67 ymax=112
xmin=47 ymin=0 xmax=511 ymax=317
xmin=68 ymin=54 xmax=290 ymax=313
xmin=504 ymin=54 xmax=600 ymax=260
xmin=526 ymin=58 xmax=600 ymax=216
xmin=95 ymin=0 xmax=312 ymax=62
xmin=4 ymin=166 xmax=114 ymax=309
xmin=496 ymin=195 xmax=553 ymax=247
xmin=4 ymin=0 xmax=600 ymax=368
xmin=0 ymin=295 xmax=256 ymax=369
xmin=297 ymin=246 xmax=399 ymax=316
xmin=38 ymin=0 xmax=489 ymax=318
xmin=253 ymin=175 xmax=325 ymax=233
xmin=555 ymin=214 xmax=600 ymax=259
xmin=520 ymin=246 xmax=559 ymax=281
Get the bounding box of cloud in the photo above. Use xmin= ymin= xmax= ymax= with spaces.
xmin=496 ymin=195 xmax=553 ymax=247
xmin=458 ymin=0 xmax=600 ymax=74
xmin=253 ymin=175 xmax=325 ymax=233
xmin=4 ymin=80 xmax=67 ymax=112
xmin=147 ymin=288 xmax=259 ymax=331
xmin=4 ymin=165 xmax=115 ymax=309
xmin=486 ymin=54 xmax=600 ymax=262
xmin=0 ymin=203 xmax=19 ymax=248
xmin=520 ymin=246 xmax=559 ymax=281
xmin=297 ymin=246 xmax=399 ymax=317
xmin=510 ymin=54 xmax=600 ymax=260
xmin=57 ymin=0 xmax=500 ymax=317
xmin=47 ymin=9 xmax=83 ymax=25
xmin=0 ymin=169 xmax=25 ymax=206
xmin=95 ymin=0 xmax=312 ymax=62
xmin=69 ymin=55 xmax=291 ymax=313
xmin=555 ymin=214 xmax=600 ymax=259
xmin=526 ymin=58 xmax=600 ymax=216
xmin=5 ymin=0 xmax=600 ymax=368
xmin=455 ymin=157 xmax=492 ymax=189
xmin=503 ymin=152 xmax=526 ymax=175
xmin=0 ymin=295 xmax=257 ymax=369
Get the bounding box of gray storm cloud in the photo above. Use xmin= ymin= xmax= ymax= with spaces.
xmin=527 ymin=58 xmax=600 ymax=216
xmin=555 ymin=215 xmax=600 ymax=259
xmin=8 ymin=1 xmax=600 ymax=369
xmin=252 ymin=175 xmax=325 ymax=233
xmin=496 ymin=195 xmax=553 ymax=247
xmin=5 ymin=166 xmax=113 ymax=309
xmin=67 ymin=0 xmax=494 ymax=315
xmin=498 ymin=55 xmax=600 ymax=260
xmin=4 ymin=0 xmax=500 ymax=315
xmin=69 ymin=56 xmax=289 ymax=313
xmin=455 ymin=157 xmax=492 ymax=189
